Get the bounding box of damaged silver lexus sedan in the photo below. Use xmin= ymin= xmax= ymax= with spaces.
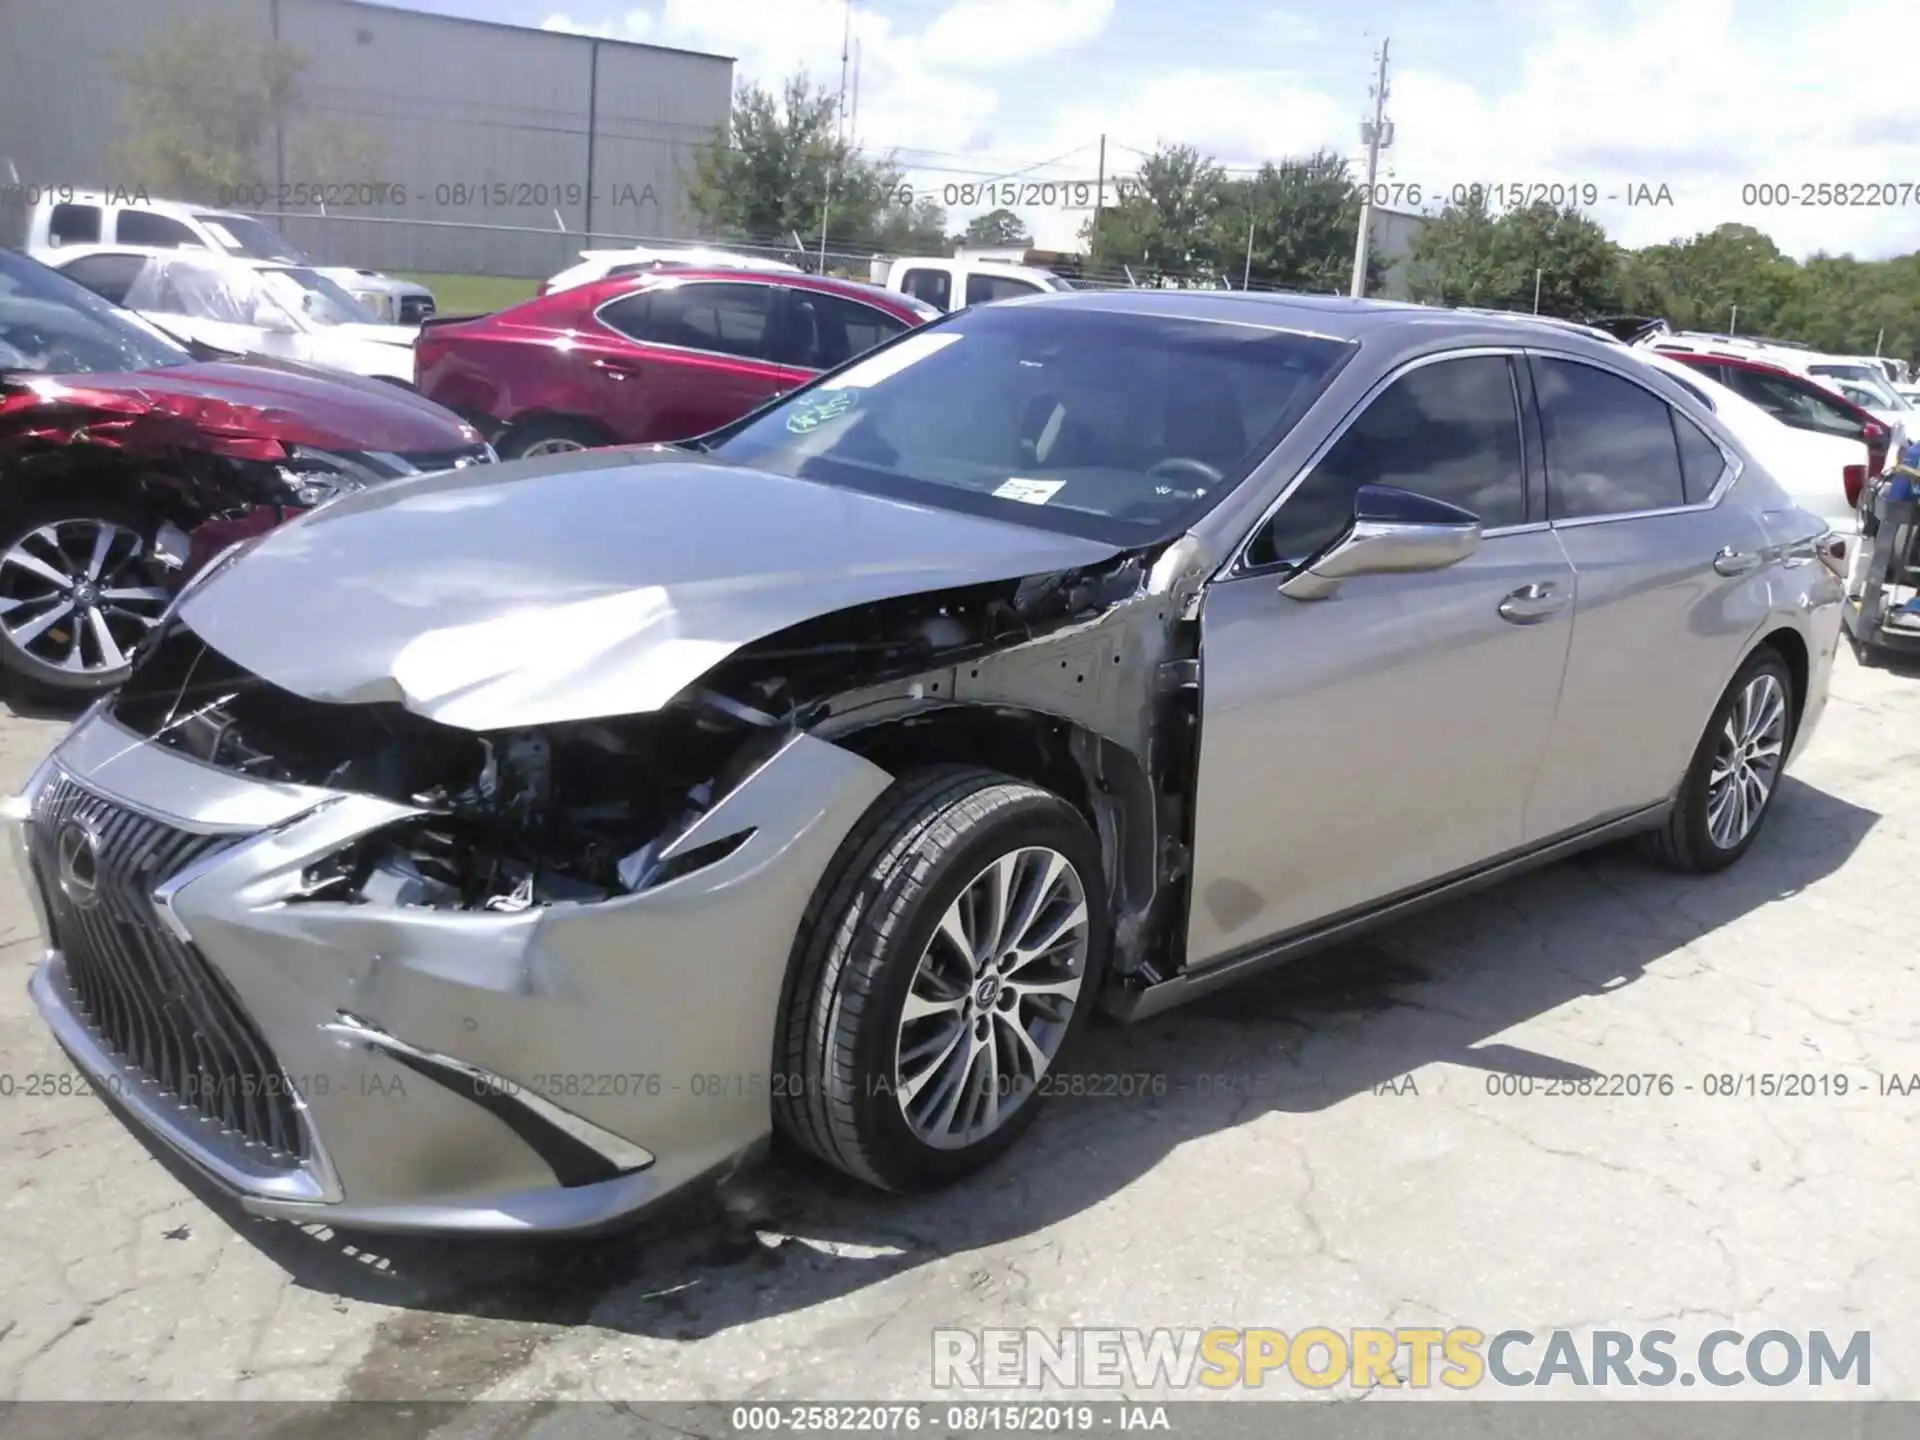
xmin=7 ymin=293 xmax=1844 ymax=1232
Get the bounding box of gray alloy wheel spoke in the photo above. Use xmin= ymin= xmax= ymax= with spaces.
xmin=895 ymin=844 xmax=1090 ymax=1150
xmin=9 ymin=599 xmax=73 ymax=648
xmin=522 ymin=438 xmax=586 ymax=457
xmin=85 ymin=609 xmax=126 ymax=671
xmin=84 ymin=523 xmax=116 ymax=582
xmin=1705 ymin=672 xmax=1788 ymax=850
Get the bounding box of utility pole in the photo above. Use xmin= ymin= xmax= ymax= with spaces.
xmin=1244 ymin=218 xmax=1256 ymax=289
xmin=836 ymin=0 xmax=852 ymax=144
xmin=851 ymin=39 xmax=861 ymax=146
xmin=1730 ymin=304 xmax=1739 ymax=336
xmin=1349 ymin=37 xmax=1391 ymax=299
xmin=1092 ymin=133 xmax=1107 ymax=258
xmin=1532 ymin=268 xmax=1542 ymax=314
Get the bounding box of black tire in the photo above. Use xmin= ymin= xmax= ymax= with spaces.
xmin=774 ymin=766 xmax=1110 ymax=1193
xmin=0 ymin=500 xmax=166 ymax=696
xmin=497 ymin=417 xmax=609 ymax=460
xmin=1640 ymin=646 xmax=1798 ymax=874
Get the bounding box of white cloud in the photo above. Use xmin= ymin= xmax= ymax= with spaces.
xmin=922 ymin=0 xmax=1115 ymax=68
xmin=541 ymin=0 xmax=1920 ymax=261
xmin=1377 ymin=0 xmax=1920 ymax=258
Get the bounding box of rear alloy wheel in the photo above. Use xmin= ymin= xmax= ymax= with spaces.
xmin=775 ymin=767 xmax=1109 ymax=1192
xmin=500 ymin=418 xmax=607 ymax=460
xmin=0 ymin=506 xmax=170 ymax=693
xmin=1641 ymin=648 xmax=1797 ymax=873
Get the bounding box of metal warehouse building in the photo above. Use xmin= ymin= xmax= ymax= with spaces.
xmin=0 ymin=0 xmax=735 ymax=278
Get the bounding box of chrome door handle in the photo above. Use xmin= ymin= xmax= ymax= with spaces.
xmin=1712 ymin=547 xmax=1762 ymax=577
xmin=1497 ymin=581 xmax=1572 ymax=623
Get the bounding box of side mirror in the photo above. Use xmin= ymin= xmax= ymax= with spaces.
xmin=1279 ymin=484 xmax=1481 ymax=600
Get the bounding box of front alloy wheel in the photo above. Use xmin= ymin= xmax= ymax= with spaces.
xmin=0 ymin=508 xmax=171 ymax=692
xmin=776 ymin=767 xmax=1109 ymax=1192
xmin=895 ymin=845 xmax=1090 ymax=1150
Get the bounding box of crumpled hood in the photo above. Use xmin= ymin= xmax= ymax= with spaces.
xmin=178 ymin=447 xmax=1123 ymax=731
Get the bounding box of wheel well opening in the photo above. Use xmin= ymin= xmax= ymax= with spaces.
xmin=832 ymin=707 xmax=1155 ymax=923
xmin=1757 ymin=627 xmax=1809 ymax=725
xmin=501 ymin=411 xmax=616 ymax=445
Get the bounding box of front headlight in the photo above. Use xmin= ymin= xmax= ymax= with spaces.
xmin=277 ymin=446 xmax=391 ymax=508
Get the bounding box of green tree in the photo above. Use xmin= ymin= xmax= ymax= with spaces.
xmin=875 ymin=195 xmax=951 ymax=255
xmin=686 ymin=74 xmax=904 ymax=250
xmin=1407 ymin=197 xmax=1622 ymax=316
xmin=1623 ymin=223 xmax=1798 ymax=335
xmin=1085 ymin=144 xmax=1228 ymax=278
xmin=111 ymin=17 xmax=386 ymax=199
xmin=963 ymin=208 xmax=1031 ymax=248
xmin=1211 ymin=150 xmax=1373 ymax=293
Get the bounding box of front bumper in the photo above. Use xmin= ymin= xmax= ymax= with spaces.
xmin=10 ymin=704 xmax=890 ymax=1233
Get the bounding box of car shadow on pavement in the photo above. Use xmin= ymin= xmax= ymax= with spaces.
xmin=112 ymin=774 xmax=1880 ymax=1399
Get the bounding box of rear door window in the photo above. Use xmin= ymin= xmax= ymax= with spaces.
xmin=1721 ymin=367 xmax=1866 ymax=442
xmin=599 ymin=281 xmax=775 ymax=361
xmin=965 ymin=273 xmax=1045 ymax=306
xmin=114 ymin=211 xmax=204 ymax=249
xmin=46 ymin=203 xmax=102 ymax=246
xmin=776 ymin=289 xmax=910 ymax=369
xmin=899 ymin=267 xmax=952 ymax=310
xmin=55 ymin=252 xmax=150 ymax=305
xmin=1532 ymin=357 xmax=1687 ymax=519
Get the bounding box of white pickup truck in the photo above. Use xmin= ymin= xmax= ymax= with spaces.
xmin=25 ymin=191 xmax=435 ymax=324
xmin=869 ymin=256 xmax=1072 ymax=313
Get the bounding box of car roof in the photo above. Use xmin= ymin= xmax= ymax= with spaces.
xmin=1656 ymin=346 xmax=1883 ymax=423
xmin=1005 ymin=288 xmax=1637 ymax=355
xmin=574 ymin=267 xmax=924 ymax=314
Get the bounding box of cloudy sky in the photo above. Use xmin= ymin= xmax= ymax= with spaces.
xmin=398 ymin=0 xmax=1920 ymax=260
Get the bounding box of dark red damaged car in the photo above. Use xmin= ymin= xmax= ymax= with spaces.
xmin=0 ymin=247 xmax=493 ymax=694
xmin=415 ymin=267 xmax=936 ymax=459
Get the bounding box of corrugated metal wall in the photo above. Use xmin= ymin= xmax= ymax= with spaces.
xmin=0 ymin=0 xmax=733 ymax=277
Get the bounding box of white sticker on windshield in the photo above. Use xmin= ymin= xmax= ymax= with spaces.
xmin=993 ymin=477 xmax=1065 ymax=505
xmin=821 ymin=331 xmax=963 ymax=390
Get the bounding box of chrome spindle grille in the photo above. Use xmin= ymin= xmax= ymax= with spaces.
xmin=28 ymin=774 xmax=309 ymax=1165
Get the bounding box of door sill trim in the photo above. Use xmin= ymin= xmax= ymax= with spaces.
xmin=1110 ymin=801 xmax=1673 ymax=1023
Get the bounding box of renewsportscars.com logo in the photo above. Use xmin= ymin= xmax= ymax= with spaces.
xmin=931 ymin=1327 xmax=1872 ymax=1391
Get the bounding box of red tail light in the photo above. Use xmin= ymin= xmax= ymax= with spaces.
xmin=1843 ymin=463 xmax=1867 ymax=508
xmin=1864 ymin=421 xmax=1889 ymax=475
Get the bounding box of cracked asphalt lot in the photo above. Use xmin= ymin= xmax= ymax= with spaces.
xmin=2 ymin=650 xmax=1918 ymax=1405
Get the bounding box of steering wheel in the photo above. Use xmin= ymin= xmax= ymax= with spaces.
xmin=1147 ymin=457 xmax=1226 ymax=489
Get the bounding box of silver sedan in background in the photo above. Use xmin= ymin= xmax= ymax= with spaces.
xmin=7 ymin=293 xmax=1844 ymax=1233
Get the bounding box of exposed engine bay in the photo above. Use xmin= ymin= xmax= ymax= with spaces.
xmin=113 ymin=540 xmax=1207 ymax=979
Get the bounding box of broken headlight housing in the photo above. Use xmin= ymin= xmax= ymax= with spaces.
xmin=276 ymin=446 xmax=398 ymax=508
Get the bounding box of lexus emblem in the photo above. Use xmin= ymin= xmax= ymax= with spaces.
xmin=56 ymin=820 xmax=102 ymax=908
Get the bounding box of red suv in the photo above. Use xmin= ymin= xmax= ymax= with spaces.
xmin=415 ymin=268 xmax=938 ymax=459
xmin=1 ymin=247 xmax=492 ymax=694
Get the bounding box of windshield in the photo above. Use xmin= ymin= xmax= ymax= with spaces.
xmin=0 ymin=247 xmax=194 ymax=374
xmin=193 ymin=213 xmax=312 ymax=263
xmin=709 ymin=304 xmax=1355 ymax=543
xmin=1810 ymin=363 xmax=1909 ymax=410
xmin=257 ymin=267 xmax=379 ymax=325
xmin=124 ymin=256 xmax=278 ymax=327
